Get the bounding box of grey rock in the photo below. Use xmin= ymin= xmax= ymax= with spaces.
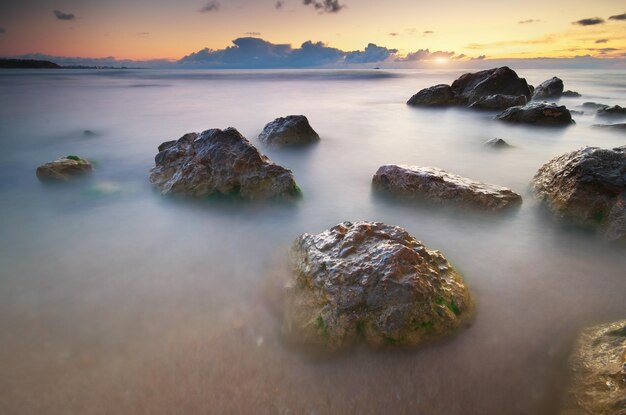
xmin=532 ymin=146 xmax=626 ymax=242
xmin=598 ymin=105 xmax=626 ymax=116
xmin=372 ymin=165 xmax=522 ymax=210
xmin=450 ymin=66 xmax=532 ymax=104
xmin=532 ymin=76 xmax=564 ymax=99
xmin=258 ymin=115 xmax=320 ymax=147
xmin=36 ymin=156 xmax=93 ymax=182
xmin=407 ymin=84 xmax=458 ymax=106
xmin=149 ymin=127 xmax=300 ymax=200
xmin=484 ymin=138 xmax=511 ymax=148
xmin=281 ymin=221 xmax=474 ymax=352
xmin=582 ymin=102 xmax=609 ymax=110
xmin=469 ymin=94 xmax=527 ymax=110
xmin=560 ymin=320 xmax=626 ymax=415
xmin=561 ymin=90 xmax=581 ymax=98
xmin=495 ymin=102 xmax=574 ymax=126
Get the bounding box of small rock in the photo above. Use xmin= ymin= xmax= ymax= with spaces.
xmin=561 ymin=90 xmax=581 ymax=98
xmin=407 ymin=84 xmax=458 ymax=106
xmin=532 ymin=77 xmax=564 ymax=99
xmin=484 ymin=138 xmax=511 ymax=148
xmin=469 ymin=94 xmax=527 ymax=110
xmin=83 ymin=130 xmax=98 ymax=137
xmin=36 ymin=156 xmax=93 ymax=182
xmin=258 ymin=115 xmax=320 ymax=147
xmin=597 ymin=105 xmax=626 ymax=116
xmin=582 ymin=102 xmax=609 ymax=110
xmin=495 ymin=102 xmax=574 ymax=126
xmin=372 ymin=165 xmax=521 ymax=210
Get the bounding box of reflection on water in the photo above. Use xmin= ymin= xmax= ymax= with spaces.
xmin=0 ymin=68 xmax=624 ymax=414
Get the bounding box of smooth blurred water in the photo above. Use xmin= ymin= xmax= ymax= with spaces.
xmin=0 ymin=68 xmax=624 ymax=414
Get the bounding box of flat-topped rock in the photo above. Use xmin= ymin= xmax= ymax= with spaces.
xmin=372 ymin=165 xmax=522 ymax=210
xmin=592 ymin=123 xmax=626 ymax=131
xmin=561 ymin=90 xmax=581 ymax=98
xmin=258 ymin=115 xmax=320 ymax=147
xmin=532 ymin=146 xmax=626 ymax=242
xmin=281 ymin=221 xmax=474 ymax=352
xmin=469 ymin=94 xmax=527 ymax=110
xmin=149 ymin=127 xmax=300 ymax=200
xmin=36 ymin=155 xmax=93 ymax=182
xmin=496 ymin=102 xmax=574 ymax=126
xmin=560 ymin=319 xmax=626 ymax=415
xmin=407 ymin=84 xmax=459 ymax=106
xmin=532 ymin=76 xmax=564 ymax=99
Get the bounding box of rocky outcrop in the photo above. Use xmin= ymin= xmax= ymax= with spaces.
xmin=495 ymin=102 xmax=574 ymax=126
xmin=407 ymin=84 xmax=459 ymax=106
xmin=560 ymin=320 xmax=626 ymax=415
xmin=281 ymin=221 xmax=473 ymax=352
xmin=532 ymin=146 xmax=626 ymax=242
xmin=36 ymin=156 xmax=93 ymax=182
xmin=258 ymin=115 xmax=320 ymax=147
xmin=149 ymin=128 xmax=300 ymax=200
xmin=532 ymin=76 xmax=564 ymax=99
xmin=469 ymin=94 xmax=527 ymax=110
xmin=598 ymin=105 xmax=626 ymax=116
xmin=407 ymin=67 xmax=531 ymax=109
xmin=562 ymin=90 xmax=581 ymax=98
xmin=484 ymin=138 xmax=511 ymax=148
xmin=372 ymin=165 xmax=521 ymax=210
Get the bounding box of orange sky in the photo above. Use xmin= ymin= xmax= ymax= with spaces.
xmin=0 ymin=0 xmax=624 ymax=61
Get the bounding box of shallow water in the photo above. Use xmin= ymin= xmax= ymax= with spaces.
xmin=0 ymin=68 xmax=624 ymax=414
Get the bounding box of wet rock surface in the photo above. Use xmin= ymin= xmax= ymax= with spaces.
xmin=532 ymin=76 xmax=564 ymax=99
xmin=36 ymin=156 xmax=93 ymax=182
xmin=469 ymin=94 xmax=527 ymax=110
xmin=560 ymin=319 xmax=626 ymax=415
xmin=372 ymin=165 xmax=522 ymax=210
xmin=281 ymin=221 xmax=473 ymax=352
xmin=532 ymin=146 xmax=626 ymax=242
xmin=149 ymin=127 xmax=300 ymax=200
xmin=407 ymin=84 xmax=459 ymax=106
xmin=258 ymin=115 xmax=320 ymax=147
xmin=495 ymin=102 xmax=574 ymax=126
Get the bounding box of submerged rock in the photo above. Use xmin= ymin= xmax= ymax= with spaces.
xmin=562 ymin=90 xmax=581 ymax=98
xmin=560 ymin=319 xmax=626 ymax=415
xmin=258 ymin=115 xmax=320 ymax=147
xmin=582 ymin=102 xmax=609 ymax=110
xmin=484 ymin=138 xmax=511 ymax=148
xmin=532 ymin=146 xmax=626 ymax=242
xmin=281 ymin=221 xmax=473 ymax=352
xmin=149 ymin=128 xmax=300 ymax=200
xmin=598 ymin=105 xmax=626 ymax=116
xmin=495 ymin=102 xmax=574 ymax=126
xmin=36 ymin=155 xmax=93 ymax=182
xmin=407 ymin=84 xmax=458 ymax=106
xmin=469 ymin=94 xmax=527 ymax=110
xmin=372 ymin=165 xmax=521 ymax=210
xmin=532 ymin=76 xmax=564 ymax=99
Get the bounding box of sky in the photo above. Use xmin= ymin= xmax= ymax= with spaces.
xmin=0 ymin=0 xmax=624 ymax=67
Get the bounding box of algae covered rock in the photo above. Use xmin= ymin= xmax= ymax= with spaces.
xmin=36 ymin=155 xmax=93 ymax=182
xmin=149 ymin=127 xmax=300 ymax=200
xmin=281 ymin=221 xmax=473 ymax=352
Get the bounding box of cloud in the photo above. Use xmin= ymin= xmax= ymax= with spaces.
xmin=423 ymin=30 xmax=434 ymax=35
xmin=199 ymin=1 xmax=220 ymax=12
xmin=53 ymin=10 xmax=75 ymax=20
xmin=275 ymin=1 xmax=284 ymax=9
xmin=388 ymin=32 xmax=398 ymax=36
xmin=595 ymin=38 xmax=609 ymax=44
xmin=452 ymin=54 xmax=466 ymax=60
xmin=303 ymin=0 xmax=345 ymax=13
xmin=345 ymin=43 xmax=397 ymax=63
xmin=572 ymin=17 xmax=604 ymax=26
xmin=471 ymin=55 xmax=487 ymax=60
xmin=395 ymin=49 xmax=455 ymax=62
xmin=518 ymin=19 xmax=541 ymax=24
xmin=140 ymin=32 xmax=150 ymax=35
xmin=466 ymin=34 xmax=556 ymax=49
xmin=245 ymin=32 xmax=261 ymax=36
xmin=608 ymin=12 xmax=626 ymax=20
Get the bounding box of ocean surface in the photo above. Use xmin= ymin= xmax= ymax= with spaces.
xmin=0 ymin=68 xmax=624 ymax=414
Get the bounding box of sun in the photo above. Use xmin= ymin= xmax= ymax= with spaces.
xmin=435 ymin=57 xmax=448 ymax=64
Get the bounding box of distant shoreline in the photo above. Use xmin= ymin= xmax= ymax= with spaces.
xmin=0 ymin=58 xmax=139 ymax=70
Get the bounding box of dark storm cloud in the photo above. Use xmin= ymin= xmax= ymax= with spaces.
xmin=178 ymin=37 xmax=396 ymax=68
xmin=303 ymin=0 xmax=345 ymax=13
xmin=608 ymin=12 xmax=626 ymax=21
xmin=572 ymin=17 xmax=604 ymax=26
xmin=199 ymin=1 xmax=220 ymax=12
xmin=53 ymin=10 xmax=75 ymax=20
xmin=518 ymin=19 xmax=540 ymax=24
xmin=275 ymin=1 xmax=284 ymax=9
xmin=595 ymin=39 xmax=609 ymax=44
xmin=395 ymin=49 xmax=455 ymax=61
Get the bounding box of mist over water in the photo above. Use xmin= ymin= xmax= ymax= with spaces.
xmin=0 ymin=68 xmax=624 ymax=414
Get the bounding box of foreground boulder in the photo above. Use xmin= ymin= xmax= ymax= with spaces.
xmin=281 ymin=221 xmax=473 ymax=352
xmin=560 ymin=320 xmax=626 ymax=415
xmin=496 ymin=102 xmax=574 ymax=126
xmin=258 ymin=115 xmax=320 ymax=147
xmin=469 ymin=94 xmax=527 ymax=110
xmin=372 ymin=165 xmax=521 ymax=210
xmin=36 ymin=155 xmax=93 ymax=182
xmin=532 ymin=146 xmax=626 ymax=242
xmin=149 ymin=128 xmax=300 ymax=200
xmin=407 ymin=67 xmax=531 ymax=108
xmin=532 ymin=76 xmax=564 ymax=99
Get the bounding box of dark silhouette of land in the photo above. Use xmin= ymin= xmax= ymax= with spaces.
xmin=0 ymin=59 xmax=61 ymax=69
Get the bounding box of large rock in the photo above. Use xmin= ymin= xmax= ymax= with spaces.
xmin=450 ymin=66 xmax=532 ymax=104
xmin=258 ymin=115 xmax=320 ymax=147
xmin=36 ymin=155 xmax=93 ymax=182
xmin=407 ymin=84 xmax=458 ymax=106
xmin=281 ymin=221 xmax=473 ymax=352
xmin=149 ymin=127 xmax=300 ymax=200
xmin=560 ymin=320 xmax=626 ymax=415
xmin=469 ymin=94 xmax=527 ymax=110
xmin=532 ymin=76 xmax=564 ymax=99
xmin=495 ymin=102 xmax=574 ymax=126
xmin=372 ymin=165 xmax=522 ymax=210
xmin=532 ymin=146 xmax=626 ymax=242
